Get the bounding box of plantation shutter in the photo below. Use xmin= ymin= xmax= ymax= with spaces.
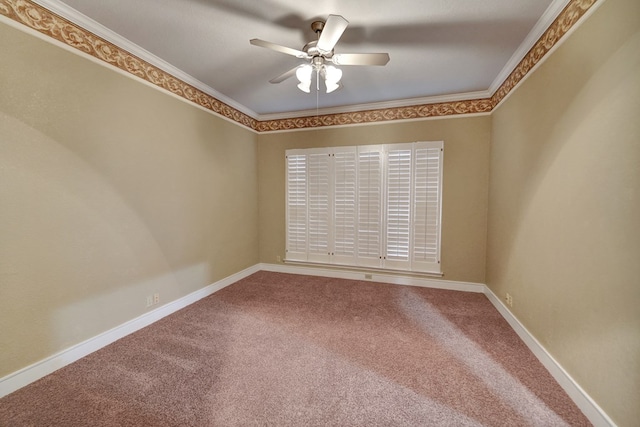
xmin=356 ymin=146 xmax=384 ymax=268
xmin=332 ymin=147 xmax=358 ymax=266
xmin=412 ymin=141 xmax=443 ymax=271
xmin=384 ymin=144 xmax=413 ymax=270
xmin=285 ymin=141 xmax=443 ymax=274
xmin=285 ymin=152 xmax=307 ymax=261
xmin=307 ymin=150 xmax=332 ymax=263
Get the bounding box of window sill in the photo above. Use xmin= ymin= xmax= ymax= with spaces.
xmin=283 ymin=259 xmax=444 ymax=278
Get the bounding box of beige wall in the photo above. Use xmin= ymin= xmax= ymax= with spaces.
xmin=258 ymin=117 xmax=491 ymax=284
xmin=0 ymin=22 xmax=259 ymax=376
xmin=486 ymin=0 xmax=640 ymax=425
xmin=2 ymin=0 xmax=638 ymax=423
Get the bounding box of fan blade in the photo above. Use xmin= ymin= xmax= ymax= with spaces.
xmin=250 ymin=39 xmax=309 ymax=59
xmin=317 ymin=15 xmax=349 ymax=53
xmin=269 ymin=66 xmax=299 ymax=84
xmin=332 ymin=53 xmax=390 ymax=66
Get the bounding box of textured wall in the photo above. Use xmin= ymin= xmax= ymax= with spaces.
xmin=0 ymin=22 xmax=259 ymax=376
xmin=258 ymin=117 xmax=491 ymax=284
xmin=486 ymin=0 xmax=640 ymax=424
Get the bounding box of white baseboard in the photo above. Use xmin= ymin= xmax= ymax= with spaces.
xmin=259 ymin=262 xmax=485 ymax=293
xmin=483 ymin=287 xmax=616 ymax=427
xmin=0 ymin=263 xmax=615 ymax=427
xmin=0 ymin=263 xmax=260 ymax=398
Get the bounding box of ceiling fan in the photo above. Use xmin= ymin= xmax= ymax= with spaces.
xmin=250 ymin=15 xmax=390 ymax=93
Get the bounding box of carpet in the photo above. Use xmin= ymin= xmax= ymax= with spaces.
xmin=0 ymin=271 xmax=591 ymax=426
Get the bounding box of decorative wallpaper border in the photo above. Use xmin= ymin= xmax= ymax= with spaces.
xmin=0 ymin=0 xmax=258 ymax=130
xmin=490 ymin=0 xmax=596 ymax=108
xmin=1 ymin=0 xmax=597 ymax=133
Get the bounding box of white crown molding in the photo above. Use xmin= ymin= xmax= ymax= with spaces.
xmin=23 ymin=0 xmax=496 ymax=122
xmin=29 ymin=0 xmax=259 ymax=120
xmin=19 ymin=0 xmax=598 ymax=128
xmin=255 ymin=90 xmax=493 ymax=122
xmin=489 ymin=0 xmax=572 ymax=95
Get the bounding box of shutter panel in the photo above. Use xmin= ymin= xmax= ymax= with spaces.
xmin=384 ymin=145 xmax=413 ymax=270
xmin=286 ymin=142 xmax=443 ymax=274
xmin=307 ymin=150 xmax=331 ymax=263
xmin=356 ymin=146 xmax=383 ymax=267
xmin=412 ymin=142 xmax=443 ymax=272
xmin=285 ymin=153 xmax=307 ymax=261
xmin=333 ymin=148 xmax=358 ymax=265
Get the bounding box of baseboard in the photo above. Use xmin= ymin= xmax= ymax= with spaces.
xmin=1 ymin=263 xmax=615 ymax=427
xmin=0 ymin=263 xmax=261 ymax=398
xmin=259 ymin=262 xmax=485 ymax=293
xmin=483 ymin=287 xmax=616 ymax=427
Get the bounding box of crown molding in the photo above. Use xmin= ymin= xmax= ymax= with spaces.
xmin=1 ymin=0 xmax=600 ymax=132
xmin=29 ymin=0 xmax=259 ymax=120
xmin=489 ymin=0 xmax=572 ymax=95
xmin=256 ymin=90 xmax=492 ymax=122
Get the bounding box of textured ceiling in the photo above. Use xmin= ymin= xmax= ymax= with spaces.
xmin=33 ymin=0 xmax=567 ymax=119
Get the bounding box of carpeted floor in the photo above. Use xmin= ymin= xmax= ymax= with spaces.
xmin=0 ymin=271 xmax=591 ymax=426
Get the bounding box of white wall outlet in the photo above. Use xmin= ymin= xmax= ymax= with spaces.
xmin=506 ymin=293 xmax=513 ymax=307
xmin=153 ymin=293 xmax=160 ymax=305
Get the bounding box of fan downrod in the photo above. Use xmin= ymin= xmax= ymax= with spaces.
xmin=311 ymin=20 xmax=325 ymax=34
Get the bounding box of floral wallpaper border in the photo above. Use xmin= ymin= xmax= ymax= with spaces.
xmin=0 ymin=0 xmax=597 ymax=132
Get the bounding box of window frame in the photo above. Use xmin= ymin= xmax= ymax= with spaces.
xmin=285 ymin=141 xmax=443 ymax=275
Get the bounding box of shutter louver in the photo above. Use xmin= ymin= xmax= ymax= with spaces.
xmin=307 ymin=152 xmax=331 ymax=263
xmin=412 ymin=142 xmax=443 ymax=271
xmin=285 ymin=142 xmax=442 ymax=274
xmin=385 ymin=147 xmax=412 ymax=269
xmin=333 ymin=149 xmax=358 ymax=265
xmin=286 ymin=153 xmax=307 ymax=261
xmin=357 ymin=147 xmax=383 ymax=267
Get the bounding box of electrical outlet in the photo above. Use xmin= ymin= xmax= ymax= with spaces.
xmin=276 ymin=255 xmax=281 ymax=263
xmin=506 ymin=293 xmax=513 ymax=307
xmin=146 ymin=296 xmax=153 ymax=307
xmin=153 ymin=293 xmax=160 ymax=305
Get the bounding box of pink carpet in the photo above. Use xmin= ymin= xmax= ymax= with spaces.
xmin=0 ymin=271 xmax=591 ymax=426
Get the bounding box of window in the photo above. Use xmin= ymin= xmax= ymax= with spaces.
xmin=286 ymin=141 xmax=443 ymax=274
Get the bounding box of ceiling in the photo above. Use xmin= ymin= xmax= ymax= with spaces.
xmin=34 ymin=0 xmax=568 ymax=119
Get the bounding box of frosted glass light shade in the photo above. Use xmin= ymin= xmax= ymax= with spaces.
xmin=297 ymin=81 xmax=311 ymax=93
xmin=325 ymin=80 xmax=340 ymax=93
xmin=324 ymin=65 xmax=342 ymax=83
xmin=296 ymin=64 xmax=313 ymax=93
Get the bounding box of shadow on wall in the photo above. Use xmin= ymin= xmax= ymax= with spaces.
xmin=0 ymin=112 xmax=212 ymax=376
xmin=490 ymin=24 xmax=640 ymax=290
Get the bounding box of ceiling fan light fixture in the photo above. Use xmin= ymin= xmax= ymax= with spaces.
xmin=250 ymin=15 xmax=389 ymax=95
